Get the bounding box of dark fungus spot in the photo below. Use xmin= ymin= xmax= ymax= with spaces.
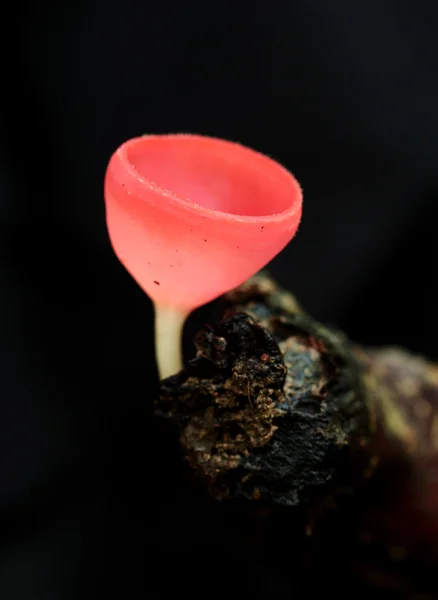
xmin=154 ymin=281 xmax=160 ymax=285
xmin=203 ymin=239 xmax=207 ymax=242
xmin=122 ymin=184 xmax=125 ymax=187
xmin=261 ymin=226 xmax=264 ymax=231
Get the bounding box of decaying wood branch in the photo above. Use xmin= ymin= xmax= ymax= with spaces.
xmin=155 ymin=272 xmax=438 ymax=598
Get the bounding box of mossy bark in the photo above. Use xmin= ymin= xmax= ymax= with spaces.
xmin=155 ymin=272 xmax=438 ymax=598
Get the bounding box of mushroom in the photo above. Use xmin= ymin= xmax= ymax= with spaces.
xmin=104 ymin=134 xmax=302 ymax=379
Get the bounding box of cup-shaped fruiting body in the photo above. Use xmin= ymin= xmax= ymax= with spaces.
xmin=104 ymin=134 xmax=302 ymax=379
xmin=104 ymin=134 xmax=302 ymax=313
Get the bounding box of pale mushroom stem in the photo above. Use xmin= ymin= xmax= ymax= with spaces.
xmin=154 ymin=303 xmax=188 ymax=379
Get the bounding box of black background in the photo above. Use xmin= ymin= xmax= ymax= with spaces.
xmin=1 ymin=1 xmax=438 ymax=597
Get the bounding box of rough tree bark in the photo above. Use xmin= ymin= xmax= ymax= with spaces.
xmin=155 ymin=272 xmax=438 ymax=598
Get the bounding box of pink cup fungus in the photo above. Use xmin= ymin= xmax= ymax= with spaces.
xmin=104 ymin=134 xmax=302 ymax=379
